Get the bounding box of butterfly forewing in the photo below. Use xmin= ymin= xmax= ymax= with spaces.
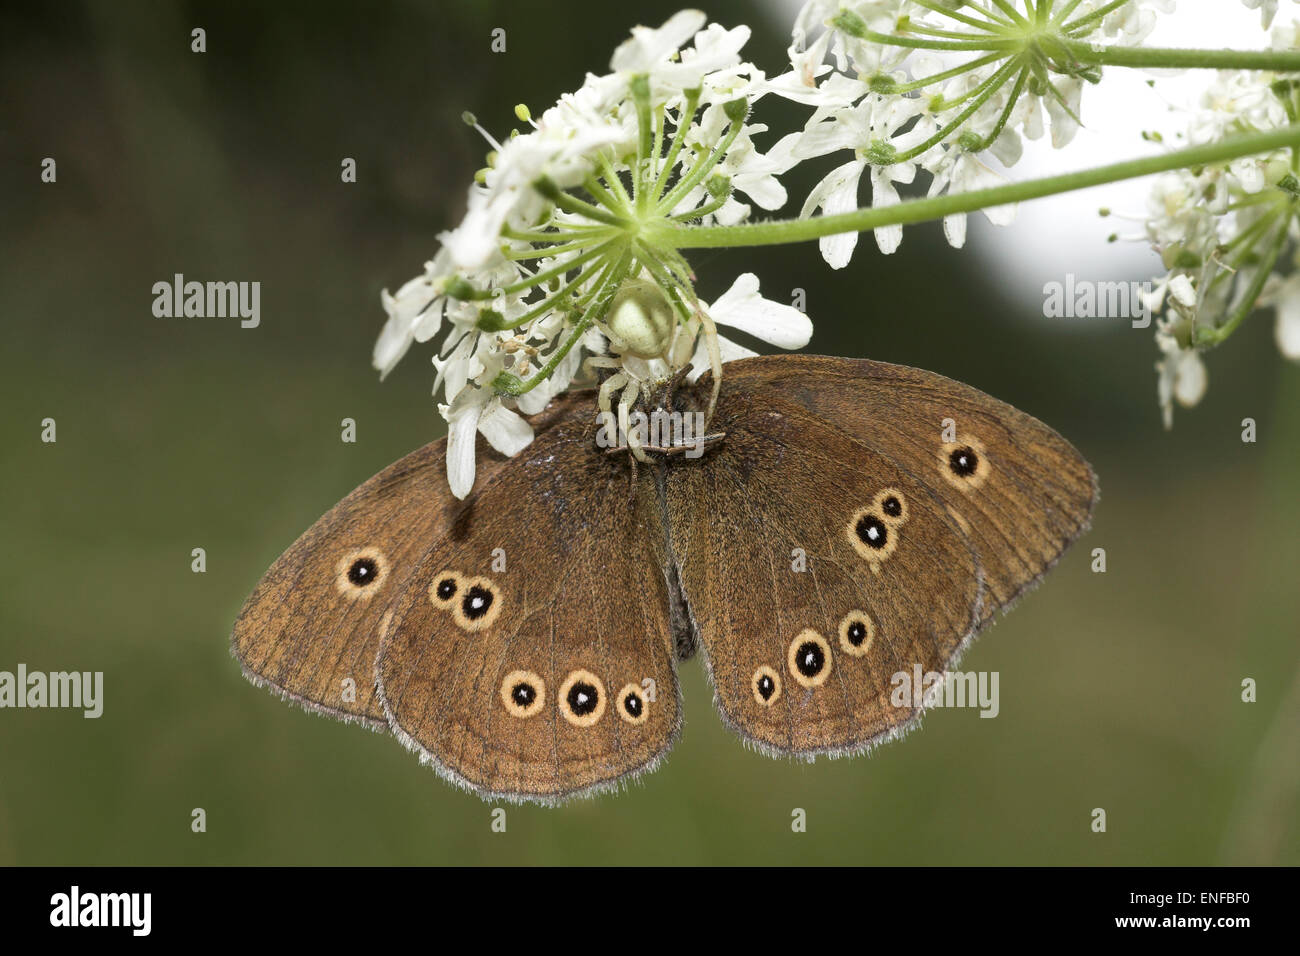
xmin=721 ymin=356 xmax=1098 ymax=623
xmin=230 ymin=396 xmax=587 ymax=730
xmin=232 ymin=441 xmax=467 ymax=729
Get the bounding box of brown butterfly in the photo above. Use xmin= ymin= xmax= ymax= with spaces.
xmin=232 ymin=355 xmax=1097 ymax=804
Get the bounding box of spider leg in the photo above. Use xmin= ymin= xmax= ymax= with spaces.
xmin=619 ymin=378 xmax=650 ymax=463
xmin=597 ymin=370 xmax=628 ymax=450
xmin=584 ymin=353 xmax=622 ymax=381
xmin=695 ymin=306 xmax=723 ymax=423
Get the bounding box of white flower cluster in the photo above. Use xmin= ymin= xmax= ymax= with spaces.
xmin=1241 ymin=0 xmax=1294 ymax=30
xmin=374 ymin=11 xmax=812 ymax=497
xmin=782 ymin=0 xmax=1174 ymax=264
xmin=1141 ymin=20 xmax=1300 ymax=427
xmin=372 ymin=2 xmax=1300 ymax=466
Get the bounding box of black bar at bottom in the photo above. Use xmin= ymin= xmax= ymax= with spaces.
xmin=0 ymin=865 xmax=1283 ymax=940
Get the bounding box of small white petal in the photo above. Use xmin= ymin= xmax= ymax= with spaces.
xmin=990 ymin=128 xmax=1023 ymax=167
xmin=942 ymin=212 xmax=968 ymax=250
xmin=478 ymin=403 xmax=535 ymax=457
xmin=412 ymin=299 xmax=445 ymax=343
xmin=963 ymin=158 xmax=1017 ymax=226
xmin=736 ymin=173 xmax=786 ymax=211
xmin=440 ymin=334 xmax=477 ymax=398
xmin=707 ymin=273 xmax=812 ymax=349
xmin=514 ymin=388 xmax=550 ymax=417
xmin=1169 ymin=274 xmax=1198 ymax=308
xmin=444 ymin=396 xmax=485 ymax=499
xmin=715 ymin=197 xmax=751 ymax=225
xmin=799 ymin=160 xmax=857 ymax=219
xmin=610 ymin=9 xmax=706 ymax=73
xmin=1174 ymin=351 xmax=1207 ymax=408
xmin=373 ymin=314 xmax=413 ymax=378
xmin=870 ymin=170 xmax=903 ymax=255
xmin=1277 ymin=290 xmax=1300 ymax=359
xmin=816 ymin=163 xmax=864 ymax=268
xmin=1045 ymin=79 xmax=1082 ymax=149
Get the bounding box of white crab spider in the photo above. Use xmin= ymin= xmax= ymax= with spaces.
xmin=585 ymin=278 xmax=723 ymax=462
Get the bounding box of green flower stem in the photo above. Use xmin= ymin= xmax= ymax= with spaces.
xmin=932 ymin=55 xmax=1018 ymax=111
xmin=909 ymin=0 xmax=1013 ymax=34
xmin=583 ymin=174 xmax=628 ymax=218
xmin=856 ymin=34 xmax=1300 ymax=72
xmin=975 ymin=66 xmax=1029 ymax=150
xmin=655 ymin=101 xmax=746 ymax=215
xmin=457 ymin=240 xmax=612 ymax=300
xmin=1054 ymin=0 xmax=1087 ymax=22
xmin=652 ymin=125 xmax=1300 ymax=250
xmin=1196 ymin=219 xmax=1289 ymax=349
xmin=669 ymin=191 xmax=728 ymax=222
xmin=892 ymin=51 xmax=1004 ymax=94
xmin=648 ymin=102 xmax=667 ymax=207
xmin=538 ymin=179 xmax=630 ymax=228
xmin=980 ymin=4 xmax=1017 ymax=28
xmin=904 ymin=22 xmax=1004 ymax=43
xmin=504 ymin=241 xmax=613 ymax=293
xmin=854 ymin=28 xmax=1020 ymax=52
xmin=500 ymin=233 xmax=608 ymax=262
xmin=481 ymin=256 xmax=607 ymax=331
xmin=989 ymin=0 xmax=1028 ymax=26
xmin=643 ymin=237 xmax=694 ymax=290
xmin=502 ymin=223 xmax=608 ymax=242
xmin=596 ymin=152 xmax=634 ymax=208
xmin=630 ymin=74 xmax=654 ymax=209
xmin=1220 ymin=206 xmax=1281 ymax=264
xmin=492 ymin=245 xmax=632 ymax=395
xmin=895 ymin=58 xmax=1021 ymax=163
xmin=838 ymin=3 xmax=1300 ymax=73
xmin=635 ymin=243 xmax=695 ymax=323
xmin=1059 ymin=0 xmax=1129 ymax=34
xmin=1063 ymin=41 xmax=1300 ymax=72
xmin=652 ymin=87 xmax=701 ymax=201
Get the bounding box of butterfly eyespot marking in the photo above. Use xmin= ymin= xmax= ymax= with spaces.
xmin=949 ymin=447 xmax=977 ymax=476
xmin=872 ymin=488 xmax=909 ymax=526
xmin=855 ymin=513 xmax=888 ymax=549
xmin=847 ymin=508 xmax=900 ymax=567
xmin=347 ymin=558 xmax=378 ymax=586
xmin=751 ymin=665 xmax=782 ymax=706
xmin=787 ymin=629 xmax=833 ymax=688
xmin=428 ymin=571 xmax=465 ymax=610
xmin=452 ymin=576 xmax=502 ymax=632
xmin=838 ymin=610 xmax=876 ymax=658
xmin=335 ymin=549 xmax=389 ymax=599
xmin=940 ymin=435 xmax=990 ymax=491
xmin=500 ymin=670 xmax=546 ymax=719
xmin=617 ymin=683 xmax=649 ymax=725
xmin=559 ymin=670 xmax=606 ymax=727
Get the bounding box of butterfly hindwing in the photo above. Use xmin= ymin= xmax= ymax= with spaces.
xmin=375 ymin=409 xmax=683 ymax=803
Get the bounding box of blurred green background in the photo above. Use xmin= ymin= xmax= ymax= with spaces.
xmin=1 ymin=0 xmax=1296 ymax=865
